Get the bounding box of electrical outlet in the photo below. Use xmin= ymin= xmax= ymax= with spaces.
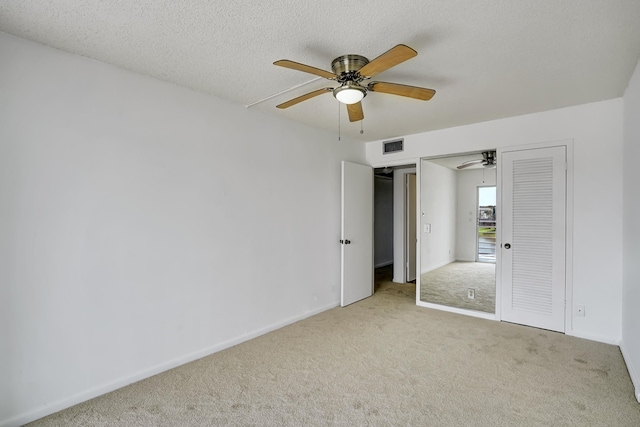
xmin=468 ymin=288 xmax=475 ymax=299
xmin=575 ymin=304 xmax=585 ymax=317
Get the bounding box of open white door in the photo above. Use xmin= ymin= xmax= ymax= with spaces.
xmin=500 ymin=146 xmax=566 ymax=332
xmin=341 ymin=161 xmax=373 ymax=307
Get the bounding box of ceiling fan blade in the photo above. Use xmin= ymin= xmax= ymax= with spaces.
xmin=456 ymin=159 xmax=484 ymax=170
xmin=276 ymin=88 xmax=333 ymax=109
xmin=358 ymin=44 xmax=417 ymax=78
xmin=368 ymin=81 xmax=436 ymax=100
xmin=346 ymin=102 xmax=364 ymax=122
xmin=274 ymin=60 xmax=337 ymax=79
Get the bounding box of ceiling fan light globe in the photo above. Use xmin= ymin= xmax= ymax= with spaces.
xmin=333 ymin=85 xmax=366 ymax=104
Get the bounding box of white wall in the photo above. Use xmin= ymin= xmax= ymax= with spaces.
xmin=367 ymin=98 xmax=624 ymax=344
xmin=420 ymin=160 xmax=457 ymax=272
xmin=374 ymin=176 xmax=393 ymax=267
xmin=622 ymin=59 xmax=640 ymax=402
xmin=455 ymin=168 xmax=497 ymax=262
xmin=0 ymin=33 xmax=365 ymax=426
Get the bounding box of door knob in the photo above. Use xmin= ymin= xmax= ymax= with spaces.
xmin=345 ymin=239 xmax=351 ymax=244
xmin=504 ymin=243 xmax=511 ymax=249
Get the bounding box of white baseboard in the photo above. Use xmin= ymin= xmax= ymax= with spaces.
xmin=416 ymin=300 xmax=498 ymax=321
xmin=620 ymin=341 xmax=640 ymax=403
xmin=565 ymin=330 xmax=621 ymax=346
xmin=0 ymin=301 xmax=340 ymax=427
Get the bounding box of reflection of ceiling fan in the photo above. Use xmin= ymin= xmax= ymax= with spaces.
xmin=457 ymin=151 xmax=497 ymax=169
xmin=273 ymin=44 xmax=436 ymax=122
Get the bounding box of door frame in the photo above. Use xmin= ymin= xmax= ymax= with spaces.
xmin=405 ymin=173 xmax=417 ymax=282
xmin=496 ymin=139 xmax=574 ymax=330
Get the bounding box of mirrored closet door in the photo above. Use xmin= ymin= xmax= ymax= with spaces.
xmin=418 ymin=153 xmax=497 ymax=314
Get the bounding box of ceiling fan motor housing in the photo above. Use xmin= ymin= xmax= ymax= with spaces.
xmin=331 ymin=54 xmax=369 ymax=103
xmin=331 ymin=54 xmax=369 ymax=83
xmin=483 ymin=151 xmax=496 ymax=165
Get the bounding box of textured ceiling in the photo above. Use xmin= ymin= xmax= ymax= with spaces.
xmin=1 ymin=1 xmax=640 ymax=142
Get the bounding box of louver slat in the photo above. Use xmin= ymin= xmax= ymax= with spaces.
xmin=511 ymin=157 xmax=554 ymax=314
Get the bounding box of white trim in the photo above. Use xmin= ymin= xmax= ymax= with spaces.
xmin=404 ymin=172 xmax=409 ymax=282
xmin=417 ymin=300 xmax=498 ymax=321
xmin=404 ymin=172 xmax=418 ymax=283
xmin=565 ymin=330 xmax=621 ymax=346
xmin=620 ymin=342 xmax=640 ymax=403
xmin=1 ymin=301 xmax=340 ymax=427
xmin=565 ymin=141 xmax=575 ymax=335
xmin=498 ymin=138 xmax=574 ymax=155
xmin=370 ymin=157 xmax=421 ymax=169
xmin=494 ymin=155 xmax=503 ymax=319
xmin=415 ymin=162 xmax=422 ymax=303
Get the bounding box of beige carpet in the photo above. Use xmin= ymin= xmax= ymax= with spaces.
xmin=421 ymin=261 xmax=496 ymax=313
xmin=28 ymin=272 xmax=640 ymax=426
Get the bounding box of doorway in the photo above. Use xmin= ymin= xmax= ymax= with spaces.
xmin=374 ymin=174 xmax=394 ymax=270
xmin=373 ymin=164 xmax=417 ymax=287
xmin=477 ymin=186 xmax=496 ymax=263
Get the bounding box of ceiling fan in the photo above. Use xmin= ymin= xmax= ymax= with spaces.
xmin=273 ymin=44 xmax=435 ymax=122
xmin=457 ymin=151 xmax=497 ymax=169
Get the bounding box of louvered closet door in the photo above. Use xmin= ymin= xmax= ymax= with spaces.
xmin=501 ymin=146 xmax=566 ymax=332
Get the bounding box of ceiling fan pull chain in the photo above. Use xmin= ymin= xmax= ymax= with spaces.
xmin=338 ymin=101 xmax=341 ymax=141
xmin=360 ymin=120 xmax=364 ymax=135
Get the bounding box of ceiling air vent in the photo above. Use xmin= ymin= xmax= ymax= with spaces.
xmin=383 ymin=139 xmax=404 ymax=154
